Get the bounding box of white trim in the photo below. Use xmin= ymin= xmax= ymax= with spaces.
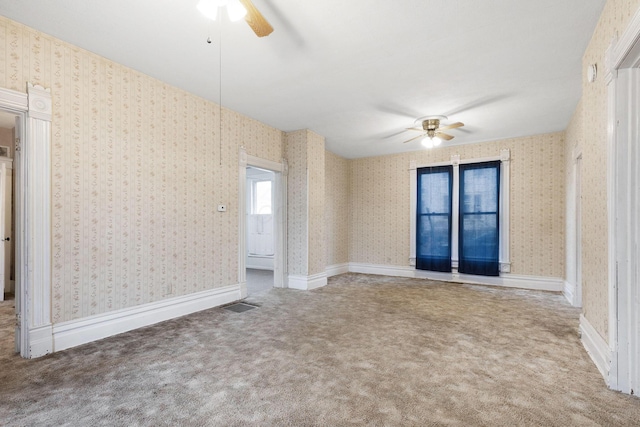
xmin=610 ymin=9 xmax=640 ymax=70
xmin=28 ymin=325 xmax=53 ymax=357
xmin=0 ymin=87 xmax=28 ymax=112
xmin=563 ymin=280 xmax=575 ymax=305
xmin=246 ymin=255 xmax=274 ymax=270
xmin=409 ymin=160 xmax=416 ymax=263
xmin=348 ymin=262 xmax=563 ymax=291
xmin=239 ymin=148 xmax=287 ymax=293
xmin=0 ymin=83 xmax=54 ymax=359
xmin=53 ymin=284 xmax=241 ymax=352
xmin=288 ymin=272 xmax=328 ymax=290
xmin=350 ymin=263 xmax=415 ymax=278
xmin=325 ymin=263 xmax=349 ymax=277
xmin=580 ymin=314 xmax=612 ymax=382
xmin=0 ymin=161 xmax=5 ymax=301
xmin=605 ymin=6 xmax=640 ymax=394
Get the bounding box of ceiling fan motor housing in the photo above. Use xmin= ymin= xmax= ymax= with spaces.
xmin=422 ymin=119 xmax=440 ymax=131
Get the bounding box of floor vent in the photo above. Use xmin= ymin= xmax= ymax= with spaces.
xmin=223 ymin=302 xmax=258 ymax=313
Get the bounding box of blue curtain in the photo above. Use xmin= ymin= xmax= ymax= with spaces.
xmin=416 ymin=166 xmax=453 ymax=272
xmin=458 ymin=161 xmax=500 ymax=276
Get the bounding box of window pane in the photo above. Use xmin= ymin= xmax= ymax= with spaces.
xmin=419 ymin=172 xmax=450 ymax=214
xmin=461 ymin=214 xmax=498 ymax=261
xmin=254 ymin=181 xmax=272 ymax=214
xmin=461 ymin=167 xmax=498 ymax=213
xmin=418 ymin=215 xmax=450 ymax=258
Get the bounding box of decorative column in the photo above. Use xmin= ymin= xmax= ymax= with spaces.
xmin=23 ymin=83 xmax=53 ymax=357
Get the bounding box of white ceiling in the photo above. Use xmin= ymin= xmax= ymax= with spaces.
xmin=0 ymin=0 xmax=605 ymax=158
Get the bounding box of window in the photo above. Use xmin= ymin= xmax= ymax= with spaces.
xmin=416 ymin=166 xmax=453 ymax=272
xmin=458 ymin=161 xmax=500 ymax=276
xmin=410 ymin=151 xmax=510 ymax=276
xmin=251 ymin=180 xmax=272 ymax=215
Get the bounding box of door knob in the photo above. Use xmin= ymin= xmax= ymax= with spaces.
xmin=3 ymin=237 xmax=9 ymax=241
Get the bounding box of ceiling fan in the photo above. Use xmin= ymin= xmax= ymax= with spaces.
xmin=198 ymin=0 xmax=274 ymax=37
xmin=402 ymin=116 xmax=464 ymax=148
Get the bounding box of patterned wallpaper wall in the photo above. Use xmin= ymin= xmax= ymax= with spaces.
xmin=0 ymin=17 xmax=284 ymax=323
xmin=569 ymin=0 xmax=640 ymax=341
xmin=324 ymin=150 xmax=349 ymax=267
xmin=284 ymin=130 xmax=309 ymax=276
xmin=350 ymin=133 xmax=566 ymax=278
xmin=307 ymin=131 xmax=326 ymax=276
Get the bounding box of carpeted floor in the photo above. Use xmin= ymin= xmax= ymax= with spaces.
xmin=1 ymin=274 xmax=639 ymax=426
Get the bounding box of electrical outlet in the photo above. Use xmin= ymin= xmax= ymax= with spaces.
xmin=217 ymin=204 xmax=226 ymax=212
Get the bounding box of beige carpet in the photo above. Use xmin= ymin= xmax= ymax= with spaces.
xmin=1 ymin=274 xmax=639 ymax=426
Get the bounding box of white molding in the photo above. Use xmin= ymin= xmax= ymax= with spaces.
xmin=409 ymin=161 xmax=417 ymax=260
xmin=499 ymin=149 xmax=510 ymax=267
xmin=563 ymin=280 xmax=575 ymax=305
xmin=53 ymin=284 xmax=241 ymax=352
xmin=348 ymin=263 xmax=563 ymax=291
xmin=26 ymin=83 xmax=52 ymax=121
xmin=580 ymin=314 xmax=611 ymax=383
xmin=0 ymin=87 xmax=28 ymax=112
xmin=349 ymin=262 xmax=415 ymax=278
xmin=606 ymin=37 xmax=619 ymax=389
xmin=246 ymin=255 xmax=274 ymax=270
xmin=247 ymin=154 xmax=286 ymax=173
xmin=288 ymin=272 xmax=328 ymax=290
xmin=605 ymin=7 xmax=640 ymax=393
xmin=611 ymin=9 xmax=640 ymax=69
xmin=239 ymin=148 xmax=287 ymax=291
xmin=326 ymin=263 xmax=349 ymax=277
xmin=28 ymin=324 xmax=53 ymax=357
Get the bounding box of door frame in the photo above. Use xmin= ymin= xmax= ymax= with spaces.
xmin=605 ymin=8 xmax=640 ymax=393
xmin=238 ymin=147 xmax=287 ymax=296
xmin=0 ymin=83 xmax=52 ymax=358
xmin=566 ymin=147 xmax=583 ymax=307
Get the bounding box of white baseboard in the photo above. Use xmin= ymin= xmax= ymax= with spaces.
xmin=348 ymin=262 xmax=564 ymax=292
xmin=580 ymin=314 xmax=611 ymax=383
xmin=288 ymin=272 xmax=328 ymax=290
xmin=349 ymin=263 xmax=415 ymax=278
xmin=52 ymin=284 xmax=241 ymax=352
xmin=563 ymin=280 xmax=575 ymax=305
xmin=246 ymin=255 xmax=274 ymax=270
xmin=29 ymin=324 xmax=53 ymax=358
xmin=326 ymin=263 xmax=349 ymax=277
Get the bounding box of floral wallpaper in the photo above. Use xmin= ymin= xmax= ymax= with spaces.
xmin=349 ymin=133 xmax=566 ymax=278
xmin=307 ymin=131 xmax=325 ymax=276
xmin=325 ymin=150 xmax=349 ymax=266
xmin=568 ymin=0 xmax=640 ymax=342
xmin=0 ymin=17 xmax=284 ymax=323
xmin=284 ymin=129 xmax=325 ymax=277
xmin=284 ymin=130 xmax=308 ymax=276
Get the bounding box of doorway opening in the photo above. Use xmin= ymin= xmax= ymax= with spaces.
xmin=238 ymin=149 xmax=287 ymax=298
xmin=245 ymin=167 xmax=276 ymax=296
xmin=0 ymin=110 xmax=17 ymax=356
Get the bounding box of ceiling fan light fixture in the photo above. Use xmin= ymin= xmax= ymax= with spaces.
xmin=227 ymin=0 xmax=247 ymax=21
xmin=432 ymin=136 xmax=442 ymax=147
xmin=421 ymin=137 xmax=434 ymax=149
